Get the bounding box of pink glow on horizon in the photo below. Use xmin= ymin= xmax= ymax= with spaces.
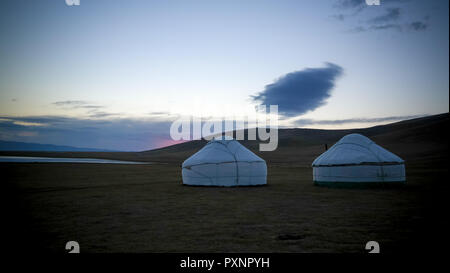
xmin=155 ymin=138 xmax=188 ymax=149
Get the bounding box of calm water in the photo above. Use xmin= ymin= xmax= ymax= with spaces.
xmin=0 ymin=156 xmax=149 ymax=164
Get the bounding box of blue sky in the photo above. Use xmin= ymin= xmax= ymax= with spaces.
xmin=0 ymin=0 xmax=448 ymax=151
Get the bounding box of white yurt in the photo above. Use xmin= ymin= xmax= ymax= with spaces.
xmin=182 ymin=137 xmax=267 ymax=186
xmin=312 ymin=133 xmax=405 ymax=186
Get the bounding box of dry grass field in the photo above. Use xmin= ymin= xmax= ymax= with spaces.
xmin=2 ymin=113 xmax=448 ymax=253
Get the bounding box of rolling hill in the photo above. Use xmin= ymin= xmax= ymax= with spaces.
xmin=1 ymin=113 xmax=447 ymax=166
xmin=138 ymin=112 xmax=449 ymax=165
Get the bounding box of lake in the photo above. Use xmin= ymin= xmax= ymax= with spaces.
xmin=0 ymin=156 xmax=149 ymax=164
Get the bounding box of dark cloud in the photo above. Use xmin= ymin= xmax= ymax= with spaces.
xmin=53 ymin=100 xmax=88 ymax=106
xmin=353 ymin=20 xmax=427 ymax=32
xmin=294 ymin=115 xmax=426 ymax=126
xmin=87 ymin=111 xmax=121 ymax=118
xmin=251 ymin=63 xmax=343 ymax=117
xmin=409 ymin=21 xmax=428 ymax=31
xmin=53 ymin=100 xmax=104 ymax=110
xmin=80 ymin=105 xmax=104 ymax=109
xmin=333 ymin=0 xmax=431 ymax=33
xmin=368 ymin=8 xmax=401 ymax=23
xmin=332 ymin=14 xmax=347 ymax=21
xmin=348 ymin=26 xmax=367 ymax=32
xmin=52 ymin=100 xmax=116 ymax=118
xmin=1 ymin=116 xmax=72 ymax=124
xmin=335 ymin=0 xmax=406 ymax=10
xmin=148 ymin=111 xmax=171 ymax=116
xmin=369 ymin=23 xmax=402 ymax=31
xmin=52 ymin=100 xmax=105 ymax=110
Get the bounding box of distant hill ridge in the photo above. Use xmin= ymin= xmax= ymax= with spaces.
xmin=0 ymin=113 xmax=447 ymax=165
xmin=139 ymin=112 xmax=449 ymax=164
xmin=0 ymin=140 xmax=117 ymax=152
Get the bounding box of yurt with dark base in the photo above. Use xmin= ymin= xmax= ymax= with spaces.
xmin=182 ymin=137 xmax=267 ymax=187
xmin=312 ymin=133 xmax=405 ymax=186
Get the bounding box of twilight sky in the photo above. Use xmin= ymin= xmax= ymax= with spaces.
xmin=0 ymin=0 xmax=448 ymax=151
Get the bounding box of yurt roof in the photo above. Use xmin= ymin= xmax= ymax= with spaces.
xmin=182 ymin=138 xmax=265 ymax=168
xmin=312 ymin=133 xmax=404 ymax=167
